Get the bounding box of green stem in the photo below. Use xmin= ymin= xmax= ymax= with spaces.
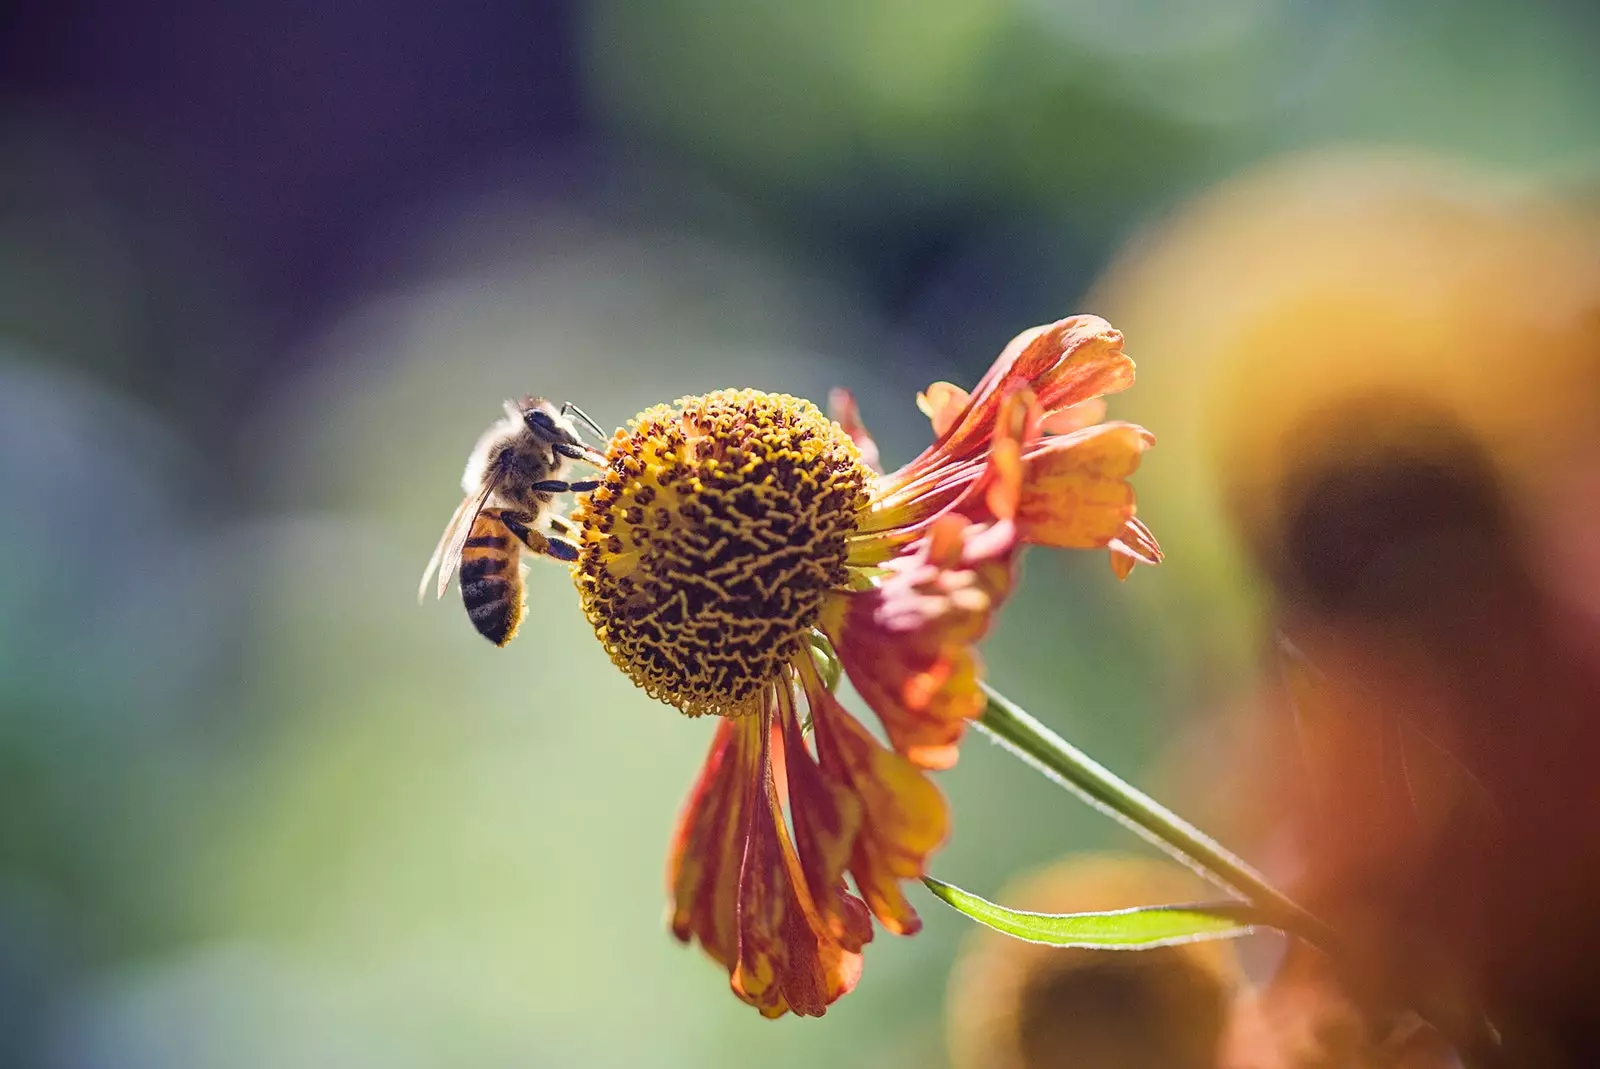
xmin=977 ymin=684 xmax=1330 ymax=941
xmin=976 ymin=683 xmax=1501 ymax=1067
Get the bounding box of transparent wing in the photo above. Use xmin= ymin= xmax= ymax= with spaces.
xmin=418 ymin=480 xmax=498 ymax=602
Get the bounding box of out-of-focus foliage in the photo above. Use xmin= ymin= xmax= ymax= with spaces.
xmin=587 ymin=0 xmax=1597 ymax=214
xmin=1 ymin=1 xmax=1595 ymax=1067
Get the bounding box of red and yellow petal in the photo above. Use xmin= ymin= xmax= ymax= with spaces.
xmin=974 ymin=388 xmax=1034 ymax=523
xmin=919 ymin=383 xmax=1104 ymax=441
xmin=668 ymin=716 xmax=758 ymax=967
xmin=1014 ymin=421 xmax=1156 ymax=550
xmin=824 ymin=513 xmax=1018 ymax=769
xmin=733 ymin=719 xmax=865 ymax=1017
xmin=779 ymin=689 xmax=876 ymax=952
xmin=899 ymin=315 xmax=1136 ymax=476
xmin=801 ymin=661 xmax=950 ymax=934
xmin=1040 ymin=397 xmax=1108 ymax=436
xmin=1024 ymin=316 xmax=1137 ymax=414
xmin=669 ymin=703 xmax=867 ymax=1018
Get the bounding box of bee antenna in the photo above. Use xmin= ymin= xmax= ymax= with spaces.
xmin=561 ymin=402 xmax=606 ymax=440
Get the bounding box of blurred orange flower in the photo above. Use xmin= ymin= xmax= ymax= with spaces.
xmin=570 ymin=316 xmax=1160 ymax=1015
xmin=1095 ymin=151 xmax=1600 ymax=1064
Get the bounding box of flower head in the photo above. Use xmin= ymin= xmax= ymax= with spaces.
xmin=571 ymin=314 xmax=1160 ymax=1016
xmin=575 ymin=390 xmax=869 ymax=719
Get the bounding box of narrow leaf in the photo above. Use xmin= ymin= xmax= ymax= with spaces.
xmin=923 ymin=875 xmax=1267 ymax=949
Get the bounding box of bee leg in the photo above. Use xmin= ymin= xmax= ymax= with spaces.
xmin=502 ymin=511 xmax=581 ymax=563
xmin=530 ymin=478 xmax=602 ymax=494
xmin=498 ymin=510 xmax=541 ymax=548
xmin=554 ymin=441 xmax=609 ymax=466
xmin=541 ymin=536 xmax=581 ymax=562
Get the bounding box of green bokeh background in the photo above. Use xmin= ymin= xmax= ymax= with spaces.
xmin=1 ymin=1 xmax=1594 ymax=1066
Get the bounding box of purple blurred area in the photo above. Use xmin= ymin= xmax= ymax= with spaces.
xmin=1 ymin=1 xmax=585 ymax=432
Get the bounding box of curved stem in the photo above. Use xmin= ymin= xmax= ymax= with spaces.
xmin=978 ymin=684 xmax=1328 ymax=937
xmin=976 ymin=683 xmax=1502 ymax=1067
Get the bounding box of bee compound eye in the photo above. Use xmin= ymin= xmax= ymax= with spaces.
xmin=525 ymin=408 xmax=559 ymax=438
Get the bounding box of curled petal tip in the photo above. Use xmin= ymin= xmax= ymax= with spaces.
xmin=1109 ymin=517 xmax=1163 ymax=579
xmin=917 ymin=382 xmax=972 ymax=438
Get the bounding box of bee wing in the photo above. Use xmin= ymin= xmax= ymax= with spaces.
xmin=418 ymin=480 xmax=498 ymax=602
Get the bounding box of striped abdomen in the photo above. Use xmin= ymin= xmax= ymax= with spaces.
xmin=459 ymin=510 xmax=525 ymax=646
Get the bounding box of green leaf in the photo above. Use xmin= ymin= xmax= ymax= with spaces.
xmin=922 ymin=875 xmax=1268 ymax=949
xmin=807 ymin=630 xmax=842 ymax=693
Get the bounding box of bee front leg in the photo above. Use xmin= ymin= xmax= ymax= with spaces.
xmin=553 ymin=441 xmax=609 ymax=467
xmin=501 ymin=510 xmax=581 ymax=563
xmin=529 ymin=478 xmax=602 ymax=494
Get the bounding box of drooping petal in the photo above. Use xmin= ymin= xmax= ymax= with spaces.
xmin=732 ymin=714 xmax=865 ymax=1017
xmin=778 ymin=686 xmax=875 ymax=952
xmin=668 ymin=716 xmax=760 ymax=970
xmin=800 ymin=660 xmax=951 ymax=935
xmin=670 ymin=704 xmax=869 ymax=1018
xmin=824 ymin=513 xmax=1018 ymax=769
xmin=1015 ymin=421 xmax=1156 ymax=550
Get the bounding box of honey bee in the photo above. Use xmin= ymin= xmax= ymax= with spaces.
xmin=419 ymin=397 xmax=609 ymax=646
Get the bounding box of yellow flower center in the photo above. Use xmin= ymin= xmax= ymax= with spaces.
xmin=572 ymin=389 xmax=872 ymax=718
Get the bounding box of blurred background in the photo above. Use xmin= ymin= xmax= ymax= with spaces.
xmin=1 ymin=2 xmax=1596 ymax=1067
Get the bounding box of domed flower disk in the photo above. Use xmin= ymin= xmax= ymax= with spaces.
xmin=569 ymin=315 xmax=1161 ymax=1017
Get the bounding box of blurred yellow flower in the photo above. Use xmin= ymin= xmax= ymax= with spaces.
xmin=947 ymin=853 xmax=1245 ymax=1069
xmin=1092 ymin=151 xmax=1600 ymax=579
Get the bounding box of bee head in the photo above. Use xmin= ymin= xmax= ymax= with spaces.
xmin=520 ymin=399 xmax=567 ymax=442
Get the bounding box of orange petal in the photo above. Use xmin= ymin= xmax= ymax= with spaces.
xmin=916 ymin=381 xmax=971 ymax=438
xmin=668 ymin=717 xmax=761 ymax=970
xmin=828 ymin=388 xmax=882 ymax=474
xmin=779 ymin=692 xmax=875 ymax=952
xmin=1027 ymin=317 xmax=1137 ymax=414
xmin=732 ymin=718 xmax=865 ymax=1017
xmin=822 ymin=515 xmax=1017 ymax=769
xmin=863 ymin=388 xmax=1039 ymax=538
xmin=977 ymin=389 xmax=1038 ymax=522
xmin=1016 ymin=422 xmax=1156 ymax=549
xmin=802 ymin=663 xmax=951 ymax=935
xmin=1108 ymin=516 xmax=1163 ymax=579
xmin=1040 ymin=397 xmax=1108 ymax=436
xmin=902 ymin=316 xmax=1137 ymax=474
